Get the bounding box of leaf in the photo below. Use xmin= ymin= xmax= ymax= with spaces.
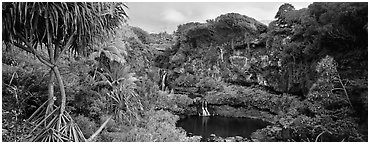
xmin=94 ymin=80 xmax=113 ymax=88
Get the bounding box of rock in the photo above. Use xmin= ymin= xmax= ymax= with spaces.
xmin=235 ymin=136 xmax=243 ymax=142
xmin=207 ymin=134 xmax=217 ymax=142
xmin=243 ymin=137 xmax=252 ymax=142
xmin=2 ymin=129 xmax=8 ymax=134
xmin=250 ymin=129 xmax=268 ymax=142
xmin=225 ymin=137 xmax=235 ymax=142
xmin=215 ymin=136 xmax=226 ymax=142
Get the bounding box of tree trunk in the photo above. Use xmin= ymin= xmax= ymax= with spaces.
xmin=46 ymin=70 xmax=55 ymax=114
xmin=46 ymin=15 xmax=56 ymax=115
xmin=53 ymin=66 xmax=66 ymax=131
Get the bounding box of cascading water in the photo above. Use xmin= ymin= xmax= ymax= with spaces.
xmin=160 ymin=70 xmax=168 ymax=91
xmin=200 ymin=100 xmax=210 ymax=116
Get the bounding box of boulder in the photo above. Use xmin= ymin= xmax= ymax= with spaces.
xmin=235 ymin=136 xmax=243 ymax=142
xmin=224 ymin=137 xmax=235 ymax=142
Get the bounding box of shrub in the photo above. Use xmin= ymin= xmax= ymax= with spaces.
xmin=196 ymin=77 xmax=224 ymax=93
xmin=74 ymin=115 xmax=98 ymax=138
xmin=136 ymin=75 xmax=161 ymax=111
xmin=154 ymin=91 xmax=193 ymax=114
xmin=173 ymin=73 xmax=199 ymax=87
xmin=108 ymin=110 xmax=201 ymax=142
xmin=2 ymin=51 xmax=50 ymax=118
xmin=2 ymin=50 xmax=50 ymax=142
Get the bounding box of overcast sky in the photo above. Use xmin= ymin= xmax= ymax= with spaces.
xmin=125 ymin=2 xmax=312 ymax=34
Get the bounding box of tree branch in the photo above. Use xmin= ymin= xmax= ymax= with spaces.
xmin=336 ymin=74 xmax=353 ymax=109
xmin=315 ymin=131 xmax=326 ymax=142
xmin=12 ymin=42 xmax=33 ymax=53
xmin=46 ymin=11 xmax=55 ymax=64
xmin=56 ymin=31 xmax=77 ymax=61
xmin=331 ymin=88 xmax=344 ymax=91
xmin=14 ymin=33 xmax=54 ymax=67
xmin=54 ymin=37 xmax=62 ymax=62
xmin=12 ymin=42 xmax=54 ymax=67
xmin=87 ymin=115 xmax=113 ymax=142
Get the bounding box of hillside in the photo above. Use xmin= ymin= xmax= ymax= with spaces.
xmin=2 ymin=2 xmax=368 ymax=142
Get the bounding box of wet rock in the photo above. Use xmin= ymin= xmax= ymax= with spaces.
xmin=208 ymin=135 xmax=224 ymax=142
xmin=207 ymin=134 xmax=217 ymax=142
xmin=208 ymin=135 xmax=249 ymax=142
xmin=188 ymin=132 xmax=193 ymax=137
xmin=224 ymin=137 xmax=235 ymax=142
xmin=235 ymin=136 xmax=243 ymax=142
xmin=243 ymin=137 xmax=252 ymax=142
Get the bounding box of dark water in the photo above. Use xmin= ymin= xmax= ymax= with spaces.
xmin=177 ymin=116 xmax=270 ymax=140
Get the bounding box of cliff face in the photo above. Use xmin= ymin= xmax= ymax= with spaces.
xmin=153 ymin=3 xmax=366 ymax=141
xmin=153 ymin=3 xmax=367 ymax=106
xmin=158 ymin=3 xmax=367 ymax=142
xmin=152 ymin=13 xmax=271 ymax=92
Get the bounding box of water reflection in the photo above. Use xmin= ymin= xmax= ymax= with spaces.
xmin=177 ymin=116 xmax=269 ymax=140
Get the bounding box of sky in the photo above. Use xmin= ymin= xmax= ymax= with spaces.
xmin=125 ymin=2 xmax=312 ymax=34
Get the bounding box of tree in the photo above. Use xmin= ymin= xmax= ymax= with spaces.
xmin=308 ymin=3 xmax=368 ymax=74
xmin=131 ymin=26 xmax=152 ymax=44
xmin=275 ymin=3 xmax=295 ymax=21
xmin=263 ymin=2 xmax=367 ymax=97
xmin=213 ymin=13 xmax=265 ymax=49
xmin=2 ymin=2 xmax=128 ymax=141
xmin=265 ymin=3 xmax=319 ymax=94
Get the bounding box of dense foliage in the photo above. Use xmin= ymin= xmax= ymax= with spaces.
xmin=151 ymin=2 xmax=367 ymax=142
xmin=2 ymin=2 xmax=367 ymax=142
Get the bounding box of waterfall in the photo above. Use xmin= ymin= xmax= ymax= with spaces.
xmin=202 ymin=107 xmax=210 ymax=116
xmin=161 ymin=71 xmax=167 ymax=91
xmin=201 ymin=100 xmax=210 ymax=116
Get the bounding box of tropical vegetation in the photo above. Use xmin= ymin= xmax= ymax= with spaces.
xmin=2 ymin=2 xmax=367 ymax=142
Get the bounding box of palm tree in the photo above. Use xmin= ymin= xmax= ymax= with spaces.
xmin=2 ymin=2 xmax=128 ymax=141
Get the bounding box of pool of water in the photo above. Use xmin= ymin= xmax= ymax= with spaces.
xmin=176 ymin=116 xmax=270 ymax=140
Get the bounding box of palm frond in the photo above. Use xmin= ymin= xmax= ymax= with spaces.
xmin=3 ymin=2 xmax=128 ymax=56
xmin=104 ymin=66 xmax=143 ymax=125
xmin=89 ymin=30 xmax=129 ymax=65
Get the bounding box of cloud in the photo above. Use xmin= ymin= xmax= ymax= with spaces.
xmin=161 ymin=9 xmax=186 ymax=23
xmin=126 ymin=2 xmax=312 ymax=33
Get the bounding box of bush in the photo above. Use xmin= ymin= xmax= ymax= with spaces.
xmin=107 ymin=110 xmax=201 ymax=142
xmin=196 ymin=77 xmax=224 ymax=93
xmin=136 ymin=75 xmax=161 ymax=111
xmin=252 ymin=56 xmax=365 ymax=142
xmin=154 ymin=91 xmax=193 ymax=114
xmin=173 ymin=73 xmax=199 ymax=87
xmin=2 ymin=50 xmax=50 ymax=142
xmin=2 ymin=50 xmax=50 ymax=117
xmin=74 ymin=115 xmax=98 ymax=138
